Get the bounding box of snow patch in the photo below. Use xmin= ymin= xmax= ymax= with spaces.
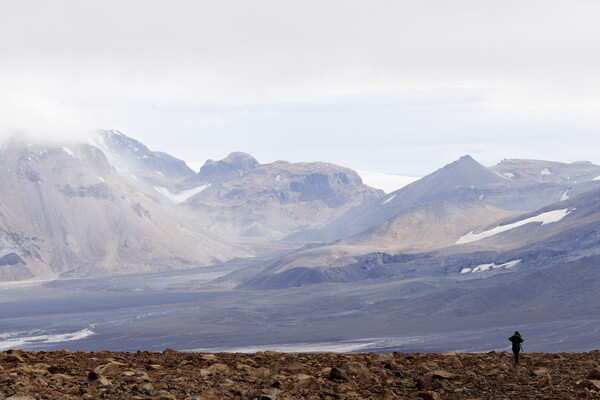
xmin=383 ymin=193 xmax=397 ymax=205
xmin=98 ymin=176 xmax=105 ymax=182
xmin=154 ymin=184 xmax=211 ymax=203
xmin=455 ymin=208 xmax=573 ymax=245
xmin=540 ymin=168 xmax=551 ymax=176
xmin=560 ymin=190 xmax=570 ymax=201
xmin=0 ymin=328 xmax=95 ymax=351
xmin=503 ymin=172 xmax=515 ymax=178
xmin=594 ymin=176 xmax=600 ymax=181
xmin=62 ymin=147 xmax=74 ymax=157
xmin=460 ymin=260 xmax=521 ymax=274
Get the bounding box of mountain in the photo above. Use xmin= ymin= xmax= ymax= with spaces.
xmin=491 ymin=158 xmax=600 ymax=185
xmin=0 ymin=140 xmax=246 ymax=281
xmin=190 ymin=152 xmax=260 ymax=183
xmin=179 ymin=155 xmax=384 ymax=241
xmin=89 ymin=131 xmax=385 ymax=242
xmin=92 ymin=129 xmax=195 ymax=180
xmin=286 ymin=155 xmax=514 ymax=243
xmin=289 ymin=156 xmax=600 ymax=244
xmin=234 ymin=156 xmax=600 ymax=289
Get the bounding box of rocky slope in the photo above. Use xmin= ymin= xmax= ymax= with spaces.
xmin=491 ymin=158 xmax=600 ymax=185
xmin=0 ymin=141 xmax=246 ymax=281
xmin=1 ymin=349 xmax=599 ymax=399
xmin=92 ymin=129 xmax=195 ymax=181
xmin=90 ymin=130 xmax=385 ymax=242
xmin=180 ymin=155 xmax=384 ymax=240
xmin=248 ymin=155 xmax=600 ymax=289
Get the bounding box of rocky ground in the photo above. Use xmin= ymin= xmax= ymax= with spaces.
xmin=1 ymin=349 xmax=599 ymax=399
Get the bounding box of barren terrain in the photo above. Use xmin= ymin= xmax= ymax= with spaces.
xmin=1 ymin=349 xmax=599 ymax=399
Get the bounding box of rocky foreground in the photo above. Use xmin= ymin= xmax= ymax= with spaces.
xmin=1 ymin=349 xmax=599 ymax=399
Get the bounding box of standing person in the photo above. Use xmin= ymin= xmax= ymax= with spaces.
xmin=508 ymin=331 xmax=524 ymax=364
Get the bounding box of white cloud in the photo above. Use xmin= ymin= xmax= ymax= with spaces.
xmin=0 ymin=85 xmax=89 ymax=143
xmin=2 ymin=1 xmax=600 ymax=173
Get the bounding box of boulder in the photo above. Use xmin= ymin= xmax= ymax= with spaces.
xmin=94 ymin=361 xmax=125 ymax=376
xmin=327 ymin=366 xmax=347 ymax=381
xmin=532 ymin=367 xmax=550 ymax=376
xmin=201 ymin=354 xmax=218 ymax=362
xmin=207 ymin=363 xmax=230 ymax=374
xmin=432 ymin=370 xmax=459 ymax=380
xmin=414 ymin=391 xmax=441 ymax=400
xmin=587 ymin=369 xmax=600 ymax=380
xmin=87 ymin=371 xmax=111 ymax=386
xmin=577 ymin=379 xmax=600 ymax=390
xmin=293 ymin=374 xmax=320 ymax=390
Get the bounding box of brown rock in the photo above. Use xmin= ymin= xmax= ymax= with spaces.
xmin=154 ymin=390 xmax=177 ymax=400
xmin=327 ymin=366 xmax=347 ymax=381
xmin=4 ymin=354 xmax=25 ymax=363
xmin=587 ymin=369 xmax=600 ymax=380
xmin=381 ymin=388 xmax=399 ymax=400
xmin=251 ymin=367 xmax=272 ymax=379
xmin=432 ymin=370 xmax=459 ymax=380
xmin=47 ymin=365 xmax=70 ymax=374
xmin=94 ymin=361 xmax=125 ymax=375
xmin=1 ymin=349 xmax=598 ymax=399
xmin=6 ymin=396 xmax=36 ymax=400
xmin=415 ymin=376 xmax=442 ymax=390
xmin=532 ymin=367 xmax=550 ymax=376
xmin=236 ymin=362 xmax=254 ymax=371
xmin=201 ymin=353 xmax=218 ymax=361
xmin=207 ymin=362 xmax=230 ymax=373
xmin=335 ymin=381 xmax=359 ymax=393
xmin=87 ymin=371 xmax=111 ymax=386
xmin=577 ymin=379 xmax=600 ymax=390
xmin=293 ymin=374 xmax=320 ymax=390
xmin=141 ymin=382 xmax=155 ymax=394
xmin=414 ymin=391 xmax=441 ymax=400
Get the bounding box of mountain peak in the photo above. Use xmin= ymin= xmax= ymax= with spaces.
xmin=222 ymin=152 xmax=260 ymax=171
xmin=425 ymin=154 xmax=508 ymax=189
xmin=196 ymin=152 xmax=259 ymax=182
xmin=93 ymin=129 xmax=194 ymax=179
xmin=459 ymin=154 xmax=475 ymax=161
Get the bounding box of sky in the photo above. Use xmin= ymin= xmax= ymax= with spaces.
xmin=2 ymin=0 xmax=600 ymax=189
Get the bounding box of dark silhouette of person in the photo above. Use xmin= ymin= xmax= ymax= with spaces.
xmin=508 ymin=331 xmax=524 ymax=364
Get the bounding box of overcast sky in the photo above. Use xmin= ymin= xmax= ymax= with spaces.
xmin=2 ymin=0 xmax=600 ymax=181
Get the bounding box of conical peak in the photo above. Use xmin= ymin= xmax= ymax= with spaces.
xmin=454 ymin=154 xmax=479 ymax=165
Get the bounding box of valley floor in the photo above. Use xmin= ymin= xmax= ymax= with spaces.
xmin=1 ymin=349 xmax=599 ymax=399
